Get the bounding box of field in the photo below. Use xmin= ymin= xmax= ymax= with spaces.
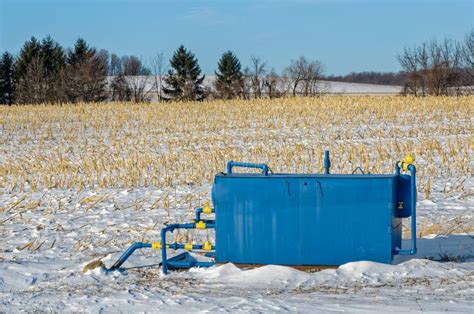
xmin=1 ymin=96 xmax=473 ymax=311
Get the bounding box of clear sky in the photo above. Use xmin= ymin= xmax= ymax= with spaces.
xmin=0 ymin=0 xmax=472 ymax=75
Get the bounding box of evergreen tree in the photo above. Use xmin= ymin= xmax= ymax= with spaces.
xmin=67 ymin=38 xmax=94 ymax=65
xmin=40 ymin=35 xmax=66 ymax=101
xmin=64 ymin=38 xmax=107 ymax=102
xmin=214 ymin=51 xmax=243 ymax=99
xmin=162 ymin=45 xmax=205 ymax=101
xmin=15 ymin=36 xmax=65 ymax=103
xmin=40 ymin=35 xmax=65 ymax=77
xmin=0 ymin=52 xmax=16 ymax=105
xmin=15 ymin=36 xmax=41 ymax=79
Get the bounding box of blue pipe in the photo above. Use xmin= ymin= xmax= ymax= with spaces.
xmin=227 ymin=161 xmax=269 ymax=175
xmin=161 ymin=227 xmax=168 ymax=274
xmin=324 ymin=150 xmax=331 ymax=174
xmin=167 ymin=242 xmax=215 ymax=250
xmin=195 ymin=207 xmax=203 ymax=221
xmin=195 ymin=208 xmax=215 ymax=222
xmin=109 ymin=242 xmax=151 ymax=270
xmin=395 ymin=163 xmax=417 ymax=255
xmin=108 ymin=220 xmax=216 ymax=273
xmin=161 ymin=222 xmax=216 ymax=274
xmin=161 ymin=223 xmax=196 ymax=274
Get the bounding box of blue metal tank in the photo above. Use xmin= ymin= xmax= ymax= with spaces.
xmin=213 ymin=154 xmax=416 ymax=267
xmin=107 ymin=151 xmax=416 ymax=274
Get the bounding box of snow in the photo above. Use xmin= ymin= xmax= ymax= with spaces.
xmin=107 ymin=76 xmax=403 ymax=100
xmin=1 ymin=237 xmax=473 ymax=311
xmin=0 ymin=185 xmax=472 ymax=312
xmin=320 ymin=80 xmax=402 ymax=94
xmin=0 ymin=97 xmax=472 ymax=311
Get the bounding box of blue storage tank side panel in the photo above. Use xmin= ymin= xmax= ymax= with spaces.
xmin=213 ymin=176 xmax=302 ymax=265
xmin=213 ymin=174 xmax=398 ymax=266
xmin=300 ymin=177 xmax=395 ymax=265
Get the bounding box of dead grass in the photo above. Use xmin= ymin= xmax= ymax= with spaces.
xmin=0 ymin=96 xmax=472 ymax=192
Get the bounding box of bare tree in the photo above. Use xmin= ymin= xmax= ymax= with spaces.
xmin=110 ymin=53 xmax=122 ymax=76
xmin=97 ymin=49 xmax=110 ymax=75
xmin=416 ymin=42 xmax=429 ymax=96
xmin=16 ymin=56 xmax=48 ymax=103
xmin=122 ymin=55 xmax=152 ymax=102
xmin=303 ymin=59 xmax=325 ymax=95
xmin=398 ymin=46 xmax=420 ymax=96
xmin=442 ymin=39 xmax=464 ymax=94
xmin=398 ymin=34 xmax=472 ymax=96
xmin=284 ymin=57 xmax=305 ymax=97
xmin=463 ymin=30 xmax=474 ymax=80
xmin=248 ymin=56 xmax=266 ymax=98
xmin=284 ymin=56 xmax=325 ymax=96
xmin=459 ymin=30 xmax=474 ymax=92
xmin=424 ymin=39 xmax=464 ymax=95
xmin=109 ymin=55 xmax=130 ymax=101
xmin=150 ymin=52 xmax=167 ymax=101
xmin=263 ymin=68 xmax=285 ymax=98
xmin=110 ymin=73 xmax=130 ymax=101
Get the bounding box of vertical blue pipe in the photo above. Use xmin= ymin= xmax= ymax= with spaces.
xmin=324 ymin=150 xmax=331 ymax=174
xmin=408 ymin=164 xmax=417 ymax=254
xmin=161 ymin=227 xmax=168 ymax=274
xmin=195 ymin=207 xmax=203 ymax=221
xmin=394 ymin=162 xmax=417 ymax=256
xmin=395 ymin=162 xmax=400 ymax=175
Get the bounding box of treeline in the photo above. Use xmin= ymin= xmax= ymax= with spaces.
xmin=0 ymin=31 xmax=473 ymax=104
xmin=0 ymin=37 xmax=108 ymax=105
xmin=326 ymin=72 xmax=407 ymax=86
xmin=398 ymin=32 xmax=473 ymax=96
xmin=0 ymin=36 xmax=326 ymax=104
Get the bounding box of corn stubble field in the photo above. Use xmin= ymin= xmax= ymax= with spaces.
xmin=1 ymin=96 xmax=472 ymax=231
xmin=1 ymin=96 xmax=473 ymax=311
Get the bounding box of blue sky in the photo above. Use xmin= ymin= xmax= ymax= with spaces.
xmin=0 ymin=0 xmax=472 ymax=75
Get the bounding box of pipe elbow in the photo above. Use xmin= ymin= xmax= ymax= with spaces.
xmin=195 ymin=208 xmax=203 ymax=221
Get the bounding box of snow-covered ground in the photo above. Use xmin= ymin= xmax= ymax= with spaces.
xmin=0 ymin=98 xmax=472 ymax=312
xmin=107 ymin=76 xmax=403 ymax=100
xmin=1 ymin=181 xmax=472 ymax=312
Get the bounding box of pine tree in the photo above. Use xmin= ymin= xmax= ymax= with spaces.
xmin=67 ymin=38 xmax=94 ymax=65
xmin=40 ymin=35 xmax=66 ymax=101
xmin=15 ymin=37 xmax=41 ymax=79
xmin=15 ymin=36 xmax=65 ymax=103
xmin=0 ymin=52 xmax=16 ymax=105
xmin=214 ymin=51 xmax=243 ymax=99
xmin=40 ymin=35 xmax=65 ymax=76
xmin=64 ymin=38 xmax=107 ymax=102
xmin=162 ymin=45 xmax=205 ymax=101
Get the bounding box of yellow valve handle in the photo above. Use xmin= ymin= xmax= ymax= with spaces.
xmin=404 ymin=155 xmax=415 ymax=165
xmin=203 ymin=241 xmax=213 ymax=251
xmin=151 ymin=242 xmax=170 ymax=249
xmin=195 ymin=221 xmax=207 ymax=229
xmin=184 ymin=243 xmax=193 ymax=250
xmin=398 ymin=155 xmax=415 ymax=170
xmin=202 ymin=205 xmax=213 ymax=214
